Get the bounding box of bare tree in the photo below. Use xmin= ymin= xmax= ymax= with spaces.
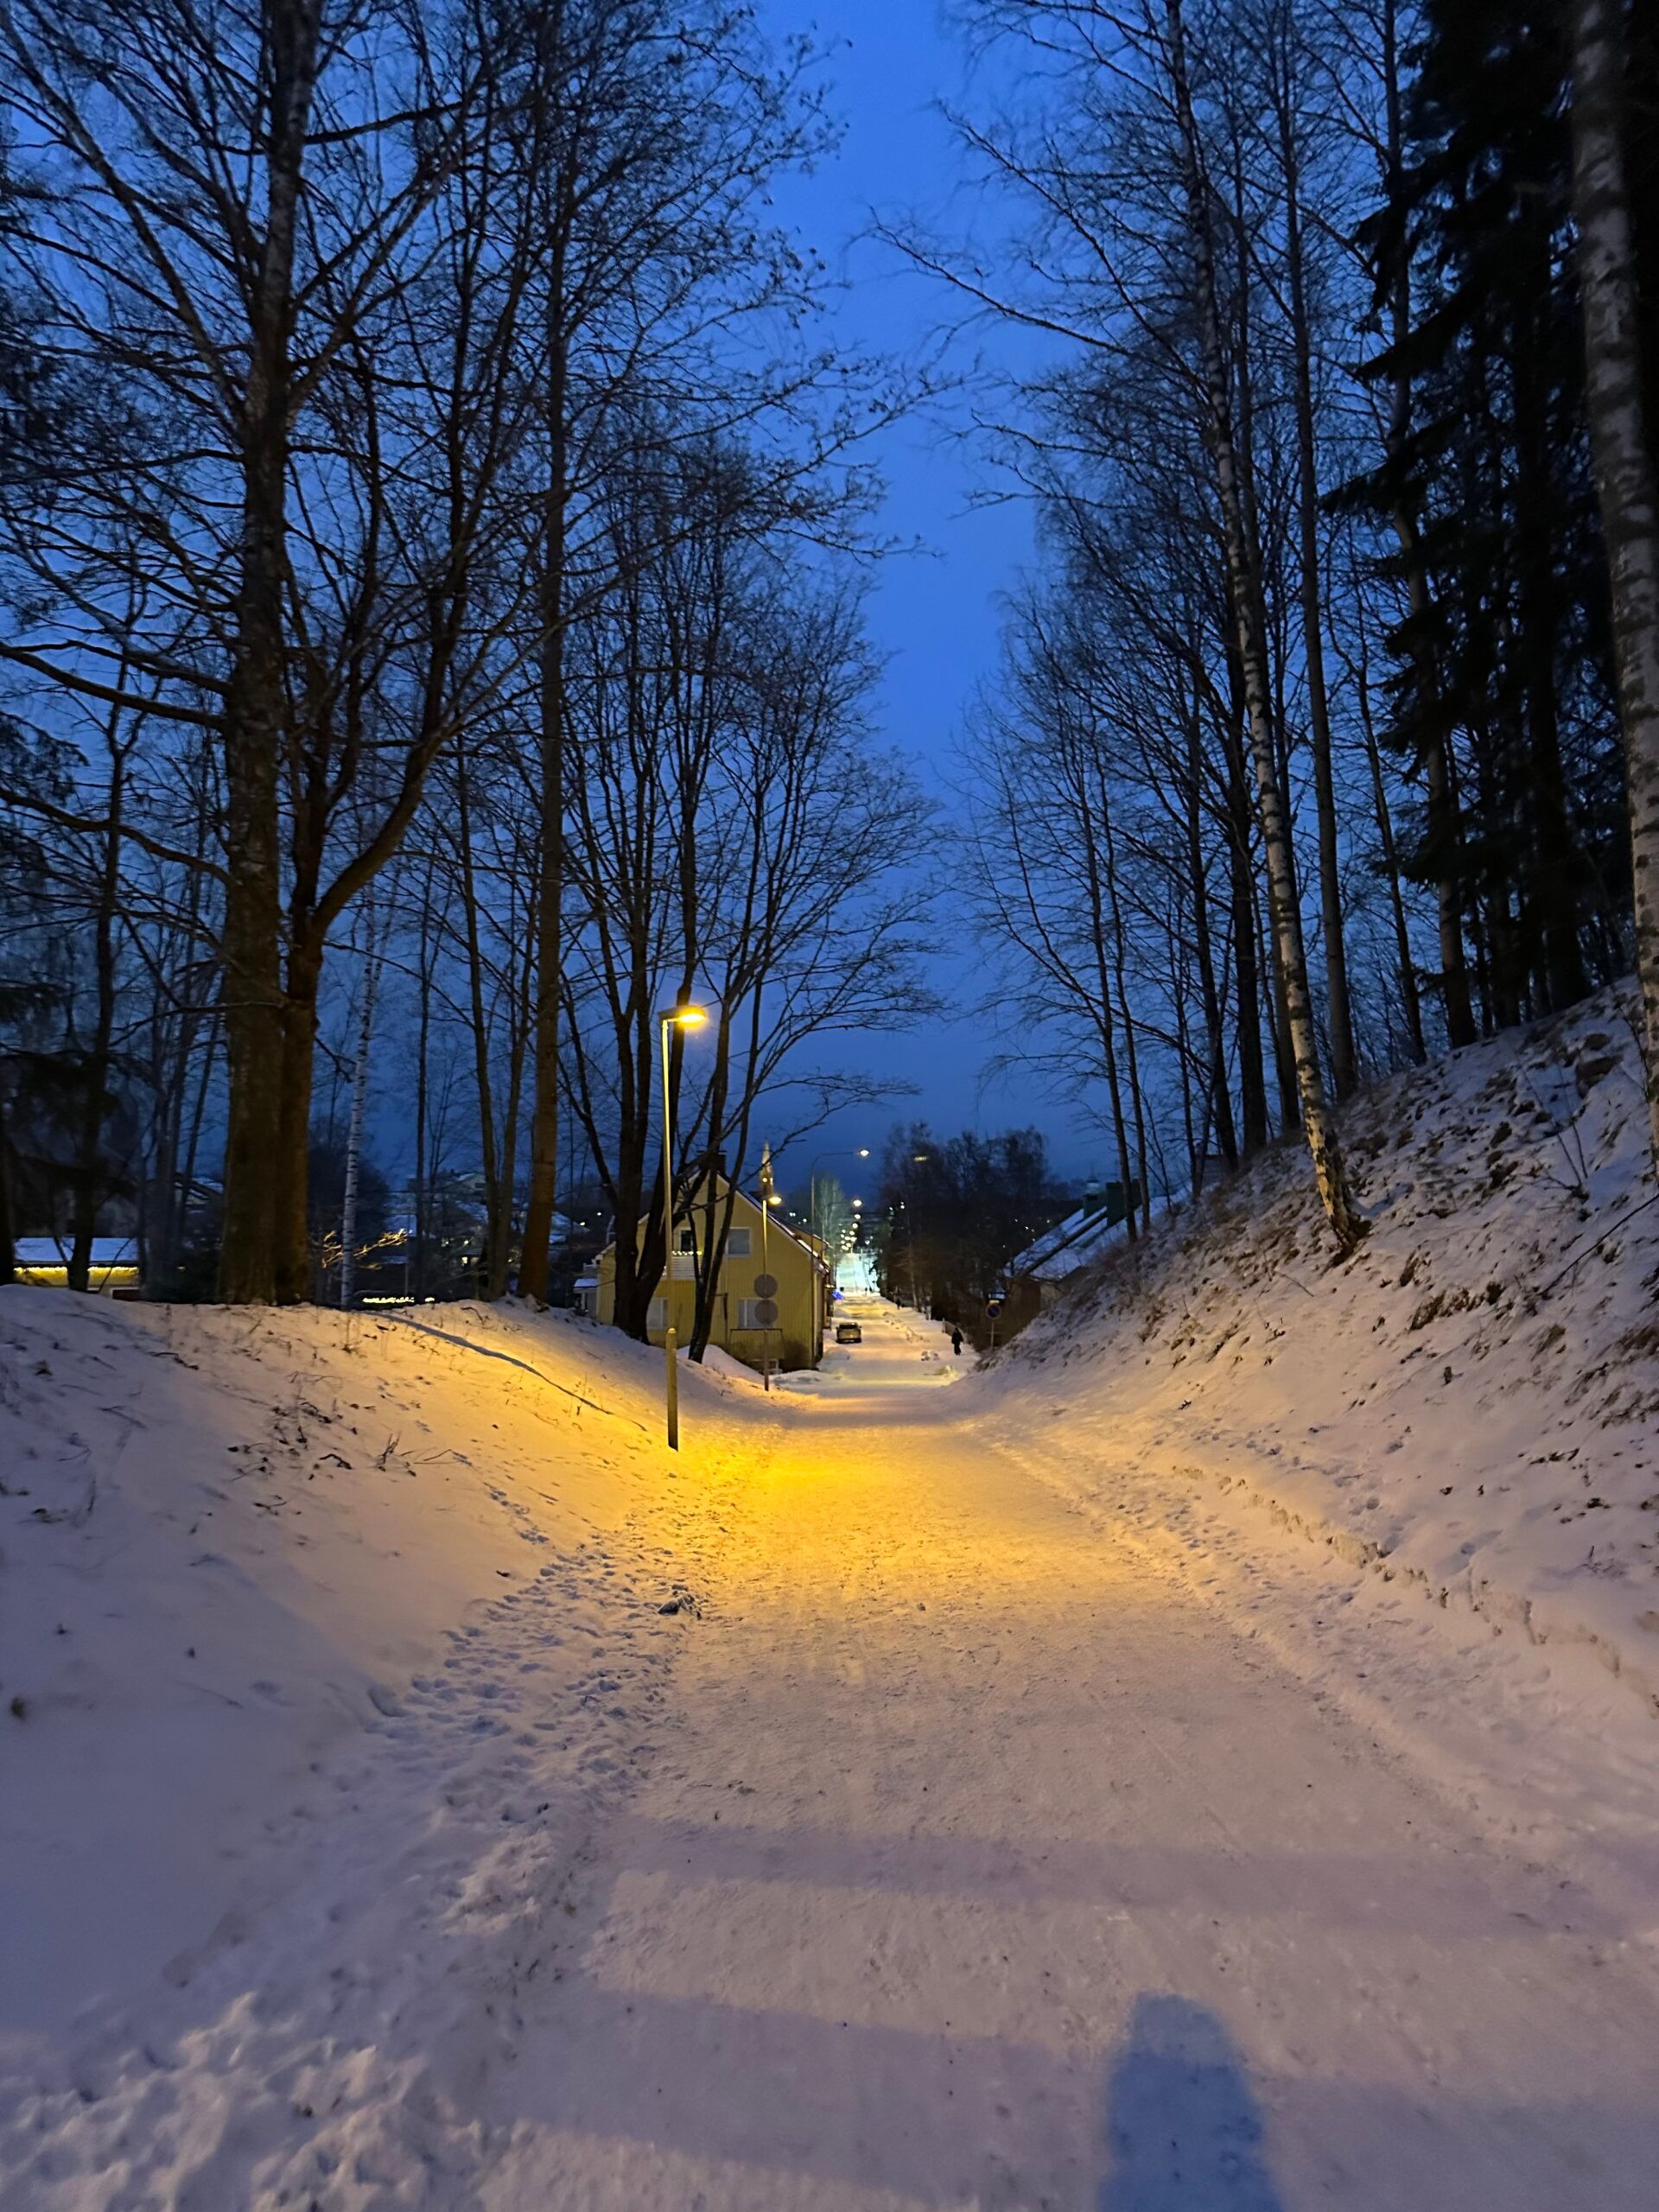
xmin=0 ymin=0 xmax=529 ymax=1300
xmin=1160 ymin=0 xmax=1363 ymax=1246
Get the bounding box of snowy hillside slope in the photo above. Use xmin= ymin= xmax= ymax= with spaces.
xmin=982 ymin=984 xmax=1659 ymax=1712
xmin=0 ymin=1296 xmax=750 ymax=2059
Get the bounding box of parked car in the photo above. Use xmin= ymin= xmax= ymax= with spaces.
xmin=835 ymin=1320 xmax=862 ymax=1344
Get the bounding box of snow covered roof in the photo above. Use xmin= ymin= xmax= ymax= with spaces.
xmin=1010 ymin=1203 xmax=1113 ymax=1281
xmin=1028 ymin=1208 xmax=1130 ymax=1285
xmin=14 ymin=1236 xmax=139 ymax=1270
xmin=1013 ymin=1196 xmax=1175 ymax=1286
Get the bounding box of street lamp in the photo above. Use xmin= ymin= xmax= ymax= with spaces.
xmin=799 ymin=1146 xmax=872 ymax=1319
xmin=900 ymin=1152 xmax=931 ymax=1312
xmin=802 ymin=1145 xmax=870 ymax=1224
xmin=658 ymin=999 xmax=709 ymax=1450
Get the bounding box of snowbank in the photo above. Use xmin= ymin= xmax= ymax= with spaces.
xmin=981 ymin=985 xmax=1659 ymax=1712
xmin=0 ymin=1296 xmax=736 ymax=2050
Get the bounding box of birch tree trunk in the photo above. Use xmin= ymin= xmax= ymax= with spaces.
xmin=1275 ymin=79 xmax=1357 ymax=1098
xmin=1164 ymin=0 xmax=1363 ymax=1249
xmin=1570 ymin=0 xmax=1659 ymax=1163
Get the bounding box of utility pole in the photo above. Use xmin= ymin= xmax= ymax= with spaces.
xmin=657 ymin=1000 xmax=709 ymax=1449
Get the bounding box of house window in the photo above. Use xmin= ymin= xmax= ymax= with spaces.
xmin=735 ymin=1297 xmax=774 ymax=1331
xmin=647 ymin=1297 xmax=667 ymax=1332
xmin=677 ymin=1226 xmax=696 ymax=1252
xmin=726 ymin=1227 xmax=752 ymax=1258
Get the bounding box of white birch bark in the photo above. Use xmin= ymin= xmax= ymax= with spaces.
xmin=1570 ymin=0 xmax=1659 ymax=1164
xmin=1163 ymin=0 xmax=1363 ymax=1249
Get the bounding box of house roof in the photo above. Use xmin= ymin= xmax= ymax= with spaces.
xmin=13 ymin=1236 xmax=140 ymax=1270
xmin=594 ymin=1171 xmax=828 ymax=1272
xmin=1014 ymin=1194 xmax=1175 ymax=1286
xmin=1010 ymin=1203 xmax=1111 ymax=1279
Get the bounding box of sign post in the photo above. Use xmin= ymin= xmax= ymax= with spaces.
xmin=753 ymin=1275 xmax=779 ymax=1390
xmin=986 ymin=1294 xmax=1004 ymax=1355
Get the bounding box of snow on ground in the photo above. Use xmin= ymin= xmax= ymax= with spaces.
xmin=471 ymin=1315 xmax=1659 ymax=2211
xmin=0 ymin=1294 xmax=759 ymax=2203
xmin=772 ymin=1299 xmax=966 ymax=1395
xmin=4 ymin=1099 xmax=1659 ymax=2212
xmin=982 ymin=983 xmax=1659 ymax=1713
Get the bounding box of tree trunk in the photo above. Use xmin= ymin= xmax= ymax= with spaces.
xmin=1097 ymin=768 xmax=1149 ymax=1231
xmin=1165 ymin=0 xmax=1363 ymax=1249
xmin=1377 ymin=0 xmax=1476 ymax=1052
xmin=273 ymin=932 xmax=323 ymax=1305
xmin=1357 ymin=639 xmax=1427 ymax=1064
xmin=1512 ymin=219 xmax=1589 ymax=1014
xmin=339 ymin=904 xmax=381 ymax=1309
xmin=1570 ymin=0 xmax=1659 ymax=1163
xmin=175 ymin=1013 xmax=219 ymax=1282
xmin=1179 ymin=662 xmax=1236 ymax=1170
xmin=1073 ymin=750 xmax=1138 ymax=1236
xmin=1229 ymin=756 xmax=1269 ymax=1157
xmin=485 ymin=927 xmax=533 ymax=1300
xmin=413 ymin=853 xmax=436 ymax=1298
xmin=518 ymin=243 xmax=570 ymax=1306
xmin=1260 ymin=883 xmax=1301 ymax=1135
xmin=454 ymin=748 xmax=504 ymax=1291
xmin=69 ymin=741 xmax=124 ymax=1292
xmin=215 ymin=0 xmax=321 ymax=1303
xmin=1186 ymin=696 xmax=1237 ymax=1167
xmin=1278 ymin=87 xmax=1357 ymax=1097
xmin=0 ymin=1099 xmax=16 ymax=1286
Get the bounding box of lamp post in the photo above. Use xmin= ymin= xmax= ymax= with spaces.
xmin=658 ymin=999 xmax=709 ymax=1450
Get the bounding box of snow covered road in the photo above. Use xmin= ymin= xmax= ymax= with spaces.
xmin=478 ymin=1300 xmax=1659 ymax=2210
xmin=5 ymin=1293 xmax=1659 ymax=2208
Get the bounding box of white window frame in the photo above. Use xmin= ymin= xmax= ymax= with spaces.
xmin=725 ymin=1226 xmax=753 ymax=1259
xmin=647 ymin=1297 xmax=667 ymax=1331
xmin=735 ymin=1297 xmax=771 ymax=1331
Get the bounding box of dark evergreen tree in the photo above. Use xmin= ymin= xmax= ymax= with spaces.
xmin=1354 ymin=0 xmax=1656 ymax=1027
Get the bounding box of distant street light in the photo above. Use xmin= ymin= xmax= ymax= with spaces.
xmin=899 ymin=1151 xmax=931 ymax=1309
xmin=800 ymin=1146 xmax=873 ymax=1324
xmin=658 ymin=1000 xmax=709 ymax=1451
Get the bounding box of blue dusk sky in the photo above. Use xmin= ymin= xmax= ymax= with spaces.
xmin=753 ymin=2 xmax=1109 ymax=1193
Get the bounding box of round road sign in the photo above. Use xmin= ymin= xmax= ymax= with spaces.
xmin=986 ymin=1296 xmax=1004 ymax=1318
xmin=753 ymin=1297 xmax=779 ymax=1326
xmin=753 ymin=1272 xmax=779 ymax=1298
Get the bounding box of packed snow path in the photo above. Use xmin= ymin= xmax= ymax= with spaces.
xmin=480 ymin=1299 xmax=1659 ymax=2210
xmin=5 ymin=1293 xmax=1659 ymax=2209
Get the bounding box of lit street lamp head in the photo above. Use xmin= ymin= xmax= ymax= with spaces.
xmin=659 ymin=1001 xmax=709 ymax=1031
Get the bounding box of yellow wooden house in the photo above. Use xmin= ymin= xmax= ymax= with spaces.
xmin=588 ymin=1175 xmax=828 ymax=1373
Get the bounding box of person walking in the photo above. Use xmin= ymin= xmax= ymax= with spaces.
xmin=950 ymin=1325 xmax=964 ymax=1358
